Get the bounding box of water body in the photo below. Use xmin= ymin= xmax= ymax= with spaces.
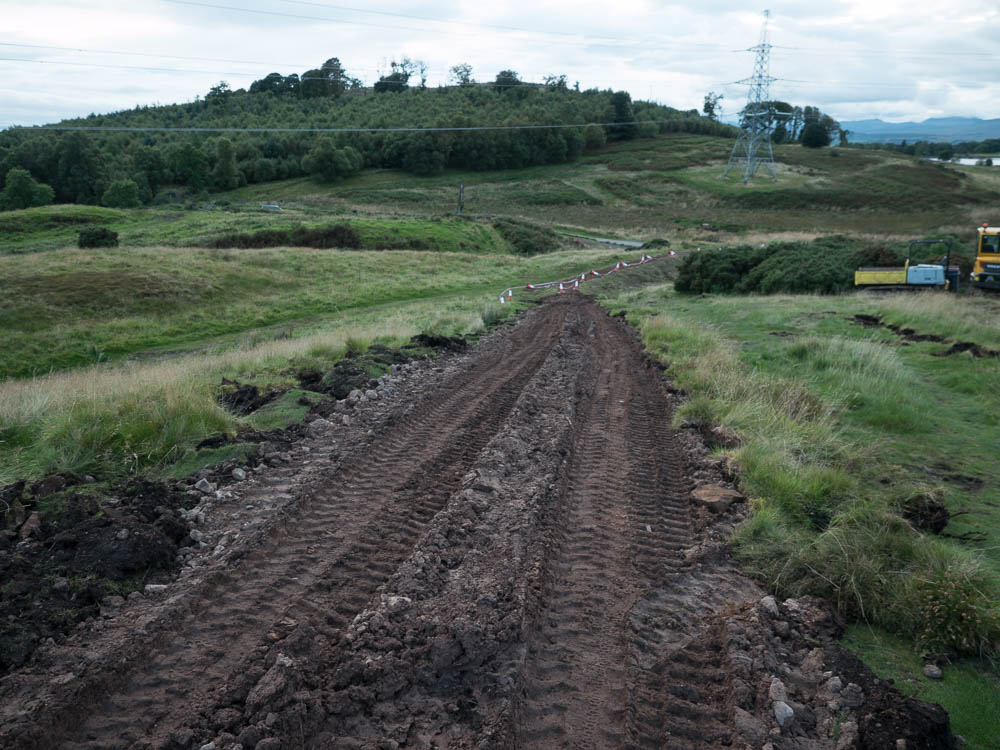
xmin=928 ymin=157 xmax=1000 ymax=166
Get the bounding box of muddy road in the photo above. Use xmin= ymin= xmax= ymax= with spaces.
xmin=0 ymin=295 xmax=955 ymax=750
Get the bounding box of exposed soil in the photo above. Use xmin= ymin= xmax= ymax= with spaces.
xmin=0 ymin=478 xmax=194 ymax=675
xmin=851 ymin=313 xmax=1000 ymax=357
xmin=218 ymin=379 xmax=282 ymax=415
xmin=0 ymin=296 xmax=954 ymax=749
xmin=932 ymin=340 xmax=1000 ymax=359
xmin=298 ymin=337 xmax=467 ymax=401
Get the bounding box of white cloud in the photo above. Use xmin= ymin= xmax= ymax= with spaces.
xmin=1 ymin=0 xmax=998 ymax=126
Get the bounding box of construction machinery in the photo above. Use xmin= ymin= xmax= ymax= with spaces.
xmin=970 ymin=224 xmax=1000 ymax=290
xmin=854 ymin=239 xmax=959 ymax=292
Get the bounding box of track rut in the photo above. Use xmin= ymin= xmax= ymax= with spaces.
xmin=48 ymin=304 xmax=568 ymax=749
xmin=0 ymin=294 xmax=766 ymax=750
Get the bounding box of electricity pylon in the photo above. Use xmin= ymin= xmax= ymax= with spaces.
xmin=724 ymin=10 xmax=778 ymax=183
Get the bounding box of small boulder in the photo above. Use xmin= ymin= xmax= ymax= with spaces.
xmin=840 ymin=682 xmax=864 ymax=708
xmin=232 ymin=467 xmax=247 ymax=481
xmin=733 ymin=707 xmax=765 ymax=743
xmin=18 ymin=511 xmax=42 ymax=540
xmin=194 ymin=478 xmax=216 ymax=494
xmin=768 ymin=677 xmax=788 ymax=703
xmin=773 ymin=700 xmax=794 ymax=728
xmin=691 ymin=484 xmax=743 ymax=512
xmin=923 ymin=663 xmax=942 ymax=680
xmin=306 ymin=418 xmax=335 ymax=438
xmin=246 ymin=653 xmax=296 ymax=713
xmin=759 ymin=595 xmax=781 ymax=618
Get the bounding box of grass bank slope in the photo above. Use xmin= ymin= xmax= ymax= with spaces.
xmin=594 ymin=282 xmax=1000 ymax=748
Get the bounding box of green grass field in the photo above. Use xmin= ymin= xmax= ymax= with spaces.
xmin=3 ymin=129 xmax=1000 ymax=744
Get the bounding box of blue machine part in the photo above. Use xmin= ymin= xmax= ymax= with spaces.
xmin=906 ymin=264 xmax=945 ymax=286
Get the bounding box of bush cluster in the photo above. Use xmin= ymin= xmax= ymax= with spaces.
xmin=673 ymin=236 xmax=970 ymax=295
xmin=78 ymin=227 xmax=119 ymax=248
xmin=211 ymin=223 xmax=361 ymax=249
xmin=491 ymin=217 xmax=562 ymax=255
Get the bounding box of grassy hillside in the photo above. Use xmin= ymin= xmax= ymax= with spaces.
xmin=6 ymin=132 xmax=997 ymax=253
xmin=223 ymin=133 xmax=1000 ymax=239
xmin=0 ymin=206 xmax=508 ymax=255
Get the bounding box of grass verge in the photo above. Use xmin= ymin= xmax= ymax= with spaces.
xmin=591 ymin=281 xmax=1000 ymax=745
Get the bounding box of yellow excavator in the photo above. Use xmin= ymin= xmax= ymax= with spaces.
xmin=854 ymin=239 xmax=958 ymax=292
xmin=970 ymin=223 xmax=1000 ymax=290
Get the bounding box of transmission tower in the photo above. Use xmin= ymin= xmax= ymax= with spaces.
xmin=724 ymin=10 xmax=778 ymax=183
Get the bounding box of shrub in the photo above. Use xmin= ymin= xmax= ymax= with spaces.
xmin=492 ymin=217 xmax=561 ymax=255
xmin=583 ymin=123 xmax=606 ymax=150
xmin=78 ymin=227 xmax=119 ymax=248
xmin=101 ymin=179 xmax=141 ymax=208
xmin=0 ymin=167 xmax=55 ymax=211
xmin=641 ymin=238 xmax=671 ymax=250
xmin=211 ymin=223 xmax=360 ymax=250
xmin=291 ymin=223 xmax=361 ymax=249
xmin=801 ymin=123 xmax=831 ymax=148
xmin=675 ymin=236 xmax=874 ymax=295
xmin=637 ymin=121 xmax=659 ymax=138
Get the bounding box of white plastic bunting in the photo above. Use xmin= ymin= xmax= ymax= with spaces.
xmin=494 ymin=253 xmax=665 ymax=302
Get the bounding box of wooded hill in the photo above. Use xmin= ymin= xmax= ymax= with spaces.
xmin=0 ymin=63 xmax=735 ymax=208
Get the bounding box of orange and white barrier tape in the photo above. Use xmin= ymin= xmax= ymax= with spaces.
xmin=496 ymin=253 xmax=668 ymax=301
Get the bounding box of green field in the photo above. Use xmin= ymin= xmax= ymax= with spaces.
xmin=3 ymin=129 xmax=1000 ymax=744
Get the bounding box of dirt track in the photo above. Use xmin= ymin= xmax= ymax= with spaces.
xmin=0 ymin=294 xmax=956 ymax=750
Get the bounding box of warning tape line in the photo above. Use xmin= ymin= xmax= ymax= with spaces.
xmin=497 ymin=251 xmax=676 ymax=303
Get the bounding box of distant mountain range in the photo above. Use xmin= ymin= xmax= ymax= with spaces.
xmin=840 ymin=117 xmax=1000 ymax=144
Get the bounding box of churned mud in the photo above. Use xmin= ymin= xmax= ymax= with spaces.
xmin=0 ymin=296 xmax=954 ymax=749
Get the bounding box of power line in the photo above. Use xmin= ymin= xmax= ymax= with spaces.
xmin=772 ymin=45 xmax=1000 ymax=60
xmin=157 ymin=0 xmax=741 ymax=51
xmin=5 ymin=118 xmax=713 ymax=134
xmin=0 ymin=42 xmax=381 ymax=74
xmin=161 ymin=0 xmax=634 ymax=47
xmin=0 ymin=56 xmax=259 ymax=78
xmin=270 ymin=0 xmax=616 ymax=40
xmin=0 ymin=54 xmax=729 ymax=90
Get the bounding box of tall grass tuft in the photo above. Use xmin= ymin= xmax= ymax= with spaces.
xmin=0 ymin=299 xmax=481 ymax=484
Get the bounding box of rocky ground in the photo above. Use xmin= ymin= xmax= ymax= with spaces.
xmin=0 ymin=295 xmax=955 ymax=749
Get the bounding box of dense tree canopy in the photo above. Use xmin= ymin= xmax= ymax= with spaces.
xmin=102 ymin=179 xmax=141 ymax=208
xmin=801 ymin=122 xmax=831 ymax=148
xmin=0 ymin=167 xmax=54 ymax=210
xmin=0 ymin=56 xmax=737 ymax=208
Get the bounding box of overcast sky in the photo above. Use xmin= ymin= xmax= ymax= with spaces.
xmin=3 ymin=0 xmax=999 ymax=127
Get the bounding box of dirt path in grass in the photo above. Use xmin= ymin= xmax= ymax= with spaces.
xmin=0 ymin=294 xmax=958 ymax=750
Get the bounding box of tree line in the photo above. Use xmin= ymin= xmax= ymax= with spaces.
xmin=850 ymin=138 xmax=1000 ymax=161
xmin=702 ymin=93 xmax=846 ymax=147
xmin=0 ymin=57 xmax=736 ymax=210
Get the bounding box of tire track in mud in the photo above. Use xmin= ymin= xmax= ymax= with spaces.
xmin=2 ymin=295 xmax=764 ymax=750
xmin=513 ymin=303 xmax=696 ymax=749
xmin=48 ymin=305 xmax=569 ymax=750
